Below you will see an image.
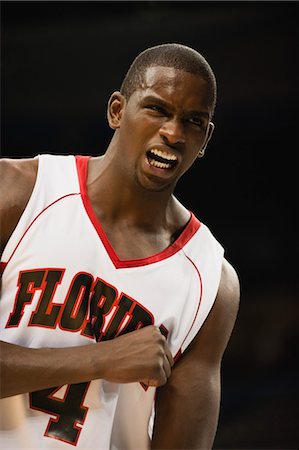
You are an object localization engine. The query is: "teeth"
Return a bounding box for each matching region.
[149,159,172,169]
[150,148,177,161]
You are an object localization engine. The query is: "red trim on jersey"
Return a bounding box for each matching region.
[179,254,203,350]
[1,193,79,275]
[0,261,7,275]
[174,348,182,363]
[75,155,201,269]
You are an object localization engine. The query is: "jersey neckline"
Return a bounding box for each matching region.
[75,155,201,269]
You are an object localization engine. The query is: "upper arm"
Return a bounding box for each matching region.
[194,257,240,365]
[0,158,38,255]
[152,258,240,449]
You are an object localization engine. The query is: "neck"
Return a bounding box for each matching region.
[87,152,177,230]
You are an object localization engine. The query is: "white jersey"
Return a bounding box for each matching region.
[0,154,224,450]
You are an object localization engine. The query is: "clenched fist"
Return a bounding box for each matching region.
[95,326,174,387]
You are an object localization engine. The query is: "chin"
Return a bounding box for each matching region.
[135,174,175,193]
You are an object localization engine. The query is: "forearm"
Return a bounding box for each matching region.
[0,340,100,398]
[0,326,172,398]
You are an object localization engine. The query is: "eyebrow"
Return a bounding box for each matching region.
[141,96,170,108]
[141,95,210,119]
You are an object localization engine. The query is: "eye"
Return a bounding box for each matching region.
[188,116,204,127]
[145,105,166,115]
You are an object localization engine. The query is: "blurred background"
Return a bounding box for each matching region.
[1,1,298,448]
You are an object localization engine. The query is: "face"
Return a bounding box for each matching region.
[108,66,214,192]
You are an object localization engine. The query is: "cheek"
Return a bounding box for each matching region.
[126,115,160,142]
[184,153,198,170]
[188,131,207,150]
[182,139,204,166]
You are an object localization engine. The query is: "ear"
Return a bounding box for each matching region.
[197,122,215,158]
[107,91,126,129]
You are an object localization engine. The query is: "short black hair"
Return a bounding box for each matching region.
[120,43,217,116]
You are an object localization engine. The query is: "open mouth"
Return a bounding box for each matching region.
[146,148,178,169]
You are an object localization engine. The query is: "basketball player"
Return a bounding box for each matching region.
[0,44,239,449]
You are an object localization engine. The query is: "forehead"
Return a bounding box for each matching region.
[136,66,211,112]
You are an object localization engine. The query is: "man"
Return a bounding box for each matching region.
[0,43,239,449]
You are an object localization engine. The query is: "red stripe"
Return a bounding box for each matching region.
[179,254,203,350]
[174,348,182,363]
[75,155,201,269]
[0,261,7,275]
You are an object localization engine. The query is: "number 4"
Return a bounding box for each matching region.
[30,382,90,446]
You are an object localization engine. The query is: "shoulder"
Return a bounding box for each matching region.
[0,157,38,253]
[0,157,38,179]
[217,258,240,311]
[204,258,240,353]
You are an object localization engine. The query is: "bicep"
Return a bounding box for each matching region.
[151,259,240,449]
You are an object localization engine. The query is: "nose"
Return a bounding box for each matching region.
[159,118,185,146]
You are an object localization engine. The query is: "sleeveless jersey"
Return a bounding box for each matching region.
[0,154,224,450]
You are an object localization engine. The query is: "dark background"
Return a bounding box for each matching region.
[1,1,298,448]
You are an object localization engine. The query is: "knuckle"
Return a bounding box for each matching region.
[155,335,166,349]
[155,349,165,361]
[152,359,164,376]
[158,373,167,386]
